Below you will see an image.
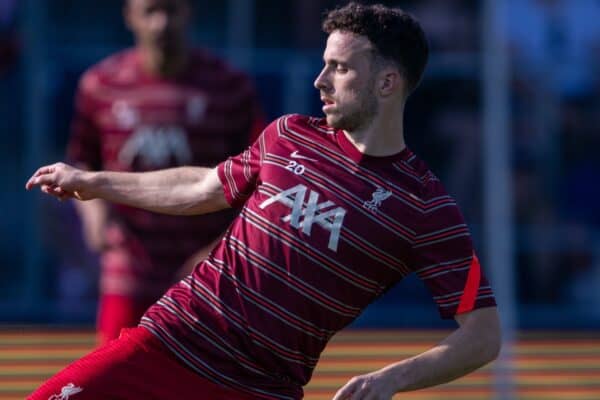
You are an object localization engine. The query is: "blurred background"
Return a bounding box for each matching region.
[1,0,599,399]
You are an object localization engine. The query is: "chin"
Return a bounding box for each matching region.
[328,116,357,131]
[324,114,342,129]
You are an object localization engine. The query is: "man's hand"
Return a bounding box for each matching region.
[25,162,92,201]
[332,369,396,400]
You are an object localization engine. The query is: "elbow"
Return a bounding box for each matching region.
[456,307,503,369]
[467,328,501,372]
[485,329,502,364]
[467,308,503,366]
[481,321,503,366]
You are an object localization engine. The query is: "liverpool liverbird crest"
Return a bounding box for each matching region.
[363,186,392,212]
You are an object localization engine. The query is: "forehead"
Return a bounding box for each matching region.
[323,30,374,61]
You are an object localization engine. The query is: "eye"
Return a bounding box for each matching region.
[144,5,158,15]
[336,65,348,73]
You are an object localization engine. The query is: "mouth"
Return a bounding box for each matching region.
[321,97,335,105]
[321,97,336,112]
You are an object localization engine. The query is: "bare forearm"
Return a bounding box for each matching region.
[85,167,225,215]
[385,323,500,392]
[27,163,227,215]
[332,307,501,399]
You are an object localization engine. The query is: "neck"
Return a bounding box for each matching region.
[138,45,188,77]
[343,102,406,157]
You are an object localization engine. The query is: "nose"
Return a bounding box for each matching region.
[150,11,169,32]
[314,68,331,92]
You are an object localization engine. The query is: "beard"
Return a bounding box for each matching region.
[326,87,378,132]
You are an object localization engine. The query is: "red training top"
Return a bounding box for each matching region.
[141,114,496,399]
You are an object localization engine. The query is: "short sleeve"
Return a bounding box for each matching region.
[411,183,496,319]
[66,72,102,170]
[217,117,280,208]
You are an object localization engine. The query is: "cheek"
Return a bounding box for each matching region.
[336,80,361,100]
[341,76,366,98]
[341,87,364,107]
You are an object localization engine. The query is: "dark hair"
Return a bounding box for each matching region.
[322,2,429,93]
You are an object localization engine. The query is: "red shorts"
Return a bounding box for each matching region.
[96,294,154,345]
[28,327,258,400]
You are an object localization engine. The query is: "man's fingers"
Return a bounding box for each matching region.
[54,186,76,200]
[34,179,80,201]
[39,184,62,200]
[25,163,65,189]
[33,165,54,177]
[26,166,55,189]
[332,381,357,400]
[25,175,36,190]
[32,165,57,180]
[31,173,58,189]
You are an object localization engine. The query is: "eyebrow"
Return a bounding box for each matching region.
[323,55,349,64]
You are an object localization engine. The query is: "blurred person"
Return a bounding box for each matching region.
[27,3,500,399]
[68,0,264,344]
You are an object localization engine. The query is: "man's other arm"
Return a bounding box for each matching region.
[333,306,501,399]
[26,162,229,216]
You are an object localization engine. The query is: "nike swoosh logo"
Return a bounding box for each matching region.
[290,151,318,162]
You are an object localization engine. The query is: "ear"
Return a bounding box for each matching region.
[378,68,404,97]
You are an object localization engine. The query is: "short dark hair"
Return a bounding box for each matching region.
[322,2,429,93]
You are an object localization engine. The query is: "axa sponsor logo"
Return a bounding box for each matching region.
[48,383,83,400]
[259,184,346,252]
[118,125,192,168]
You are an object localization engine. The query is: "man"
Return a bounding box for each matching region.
[27,3,500,399]
[68,0,264,344]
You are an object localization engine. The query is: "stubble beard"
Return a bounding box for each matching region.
[327,89,379,132]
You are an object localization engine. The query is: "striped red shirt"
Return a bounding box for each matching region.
[141,114,496,399]
[67,48,263,298]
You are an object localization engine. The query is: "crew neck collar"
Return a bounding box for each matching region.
[335,129,411,164]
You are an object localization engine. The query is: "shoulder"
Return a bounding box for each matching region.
[399,152,464,227]
[78,49,136,95]
[189,48,254,84]
[276,114,334,136]
[188,49,261,105]
[399,152,444,199]
[83,49,136,81]
[256,114,318,144]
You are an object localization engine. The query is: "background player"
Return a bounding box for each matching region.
[68,0,264,344]
[26,3,500,399]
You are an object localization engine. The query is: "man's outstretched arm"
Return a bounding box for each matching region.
[25,162,229,216]
[333,306,501,399]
